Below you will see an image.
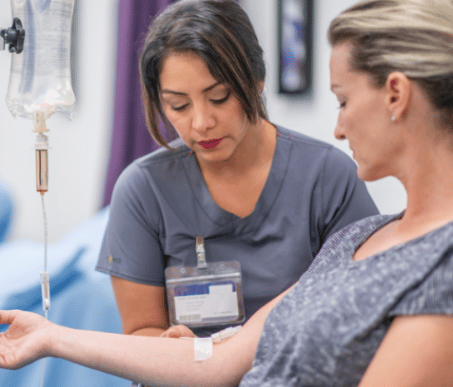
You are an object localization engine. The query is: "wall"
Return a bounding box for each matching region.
[0,0,117,243]
[0,0,406,244]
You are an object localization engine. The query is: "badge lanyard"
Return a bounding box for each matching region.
[165,236,246,328]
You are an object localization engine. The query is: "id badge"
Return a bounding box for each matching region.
[165,237,245,328]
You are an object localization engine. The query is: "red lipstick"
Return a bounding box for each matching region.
[199,138,222,149]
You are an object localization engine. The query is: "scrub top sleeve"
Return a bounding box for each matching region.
[389,251,453,317]
[96,163,165,286]
[319,147,379,243]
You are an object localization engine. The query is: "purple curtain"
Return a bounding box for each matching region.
[102,0,176,207]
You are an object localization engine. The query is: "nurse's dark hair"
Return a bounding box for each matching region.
[140,0,267,148]
[328,0,453,130]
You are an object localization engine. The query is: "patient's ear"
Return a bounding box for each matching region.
[385,72,411,122]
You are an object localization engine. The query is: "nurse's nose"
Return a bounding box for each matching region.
[191,102,215,133]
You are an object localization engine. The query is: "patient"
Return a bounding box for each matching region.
[1,0,453,385]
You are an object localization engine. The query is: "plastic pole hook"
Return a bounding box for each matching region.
[0,18,25,54]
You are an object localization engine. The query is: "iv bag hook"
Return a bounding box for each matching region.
[1,17,25,54]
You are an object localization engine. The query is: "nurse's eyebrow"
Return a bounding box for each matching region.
[161,81,222,95]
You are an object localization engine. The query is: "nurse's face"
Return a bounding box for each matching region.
[330,42,404,181]
[159,51,251,165]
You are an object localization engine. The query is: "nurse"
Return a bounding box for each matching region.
[95,0,377,351]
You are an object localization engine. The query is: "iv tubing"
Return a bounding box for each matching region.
[40,193,49,387]
[41,193,48,274]
[40,197,50,309]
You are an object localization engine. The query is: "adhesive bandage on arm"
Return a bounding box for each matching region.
[194,338,213,361]
[193,326,242,362]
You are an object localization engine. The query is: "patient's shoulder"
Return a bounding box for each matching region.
[390,247,453,317]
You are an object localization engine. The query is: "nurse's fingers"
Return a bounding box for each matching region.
[160,325,197,339]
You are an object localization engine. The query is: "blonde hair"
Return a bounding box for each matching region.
[328,0,453,128]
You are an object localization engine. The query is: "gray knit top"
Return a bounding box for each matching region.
[240,214,453,386]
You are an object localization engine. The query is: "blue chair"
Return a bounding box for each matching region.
[0,181,14,243]
[0,207,130,387]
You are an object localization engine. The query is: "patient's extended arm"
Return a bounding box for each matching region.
[0,286,293,387]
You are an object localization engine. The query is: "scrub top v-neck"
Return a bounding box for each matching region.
[96,126,379,335]
[182,128,291,237]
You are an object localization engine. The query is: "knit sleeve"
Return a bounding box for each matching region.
[389,248,453,316]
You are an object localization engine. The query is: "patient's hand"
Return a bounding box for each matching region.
[0,310,51,370]
[160,324,197,339]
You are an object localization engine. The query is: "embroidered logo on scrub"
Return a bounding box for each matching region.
[108,256,121,264]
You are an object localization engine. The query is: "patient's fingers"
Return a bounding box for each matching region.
[0,310,21,325]
[0,310,49,344]
[0,310,51,370]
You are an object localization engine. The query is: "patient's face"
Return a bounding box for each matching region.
[329,42,404,182]
[159,51,251,167]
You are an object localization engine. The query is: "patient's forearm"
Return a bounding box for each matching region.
[49,284,293,386]
[51,325,250,386]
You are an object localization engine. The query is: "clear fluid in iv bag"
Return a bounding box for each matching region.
[6,0,76,120]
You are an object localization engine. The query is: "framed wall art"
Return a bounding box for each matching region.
[278,0,313,95]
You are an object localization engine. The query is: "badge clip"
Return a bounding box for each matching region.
[196,236,207,269]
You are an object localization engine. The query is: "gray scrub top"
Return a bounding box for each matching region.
[96,126,379,335]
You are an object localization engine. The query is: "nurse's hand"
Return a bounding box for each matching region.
[159,324,197,339]
[0,310,51,370]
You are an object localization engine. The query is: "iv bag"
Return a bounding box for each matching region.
[5,0,76,120]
